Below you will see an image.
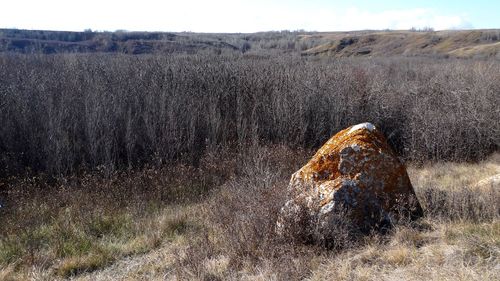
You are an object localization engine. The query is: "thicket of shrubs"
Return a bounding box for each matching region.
[0,53,498,176]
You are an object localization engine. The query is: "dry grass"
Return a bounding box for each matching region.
[0,204,193,280]
[408,153,500,190]
[449,42,500,59]
[301,29,500,58]
[307,219,499,281]
[0,148,499,280]
[0,158,233,280]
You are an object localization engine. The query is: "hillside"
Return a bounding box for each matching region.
[0,29,240,54]
[1,28,500,58]
[300,30,500,59]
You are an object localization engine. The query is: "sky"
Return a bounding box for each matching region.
[0,0,499,33]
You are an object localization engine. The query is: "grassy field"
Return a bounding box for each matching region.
[1,148,498,280]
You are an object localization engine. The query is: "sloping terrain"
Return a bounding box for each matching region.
[2,28,500,58]
[301,30,500,58]
[0,29,239,54]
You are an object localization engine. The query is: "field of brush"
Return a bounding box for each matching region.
[0,47,499,280]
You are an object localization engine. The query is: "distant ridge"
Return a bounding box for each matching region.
[300,30,500,59]
[0,29,239,55]
[1,28,499,58]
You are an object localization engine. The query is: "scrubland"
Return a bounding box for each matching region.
[0,147,498,280]
[1,54,498,176]
[0,52,499,280]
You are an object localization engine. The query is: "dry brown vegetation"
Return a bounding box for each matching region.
[301,30,500,59]
[0,147,498,280]
[1,54,498,177]
[0,42,499,280]
[2,29,500,59]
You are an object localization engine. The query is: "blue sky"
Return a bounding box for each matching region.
[0,0,499,32]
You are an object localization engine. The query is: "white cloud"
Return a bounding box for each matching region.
[0,1,473,32]
[343,7,472,30]
[295,7,472,31]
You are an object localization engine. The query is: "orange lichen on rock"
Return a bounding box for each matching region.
[277,122,423,240]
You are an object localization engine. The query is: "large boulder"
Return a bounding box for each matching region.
[277,123,423,242]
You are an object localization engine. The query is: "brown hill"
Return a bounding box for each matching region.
[0,29,240,54]
[301,30,500,59]
[1,28,500,58]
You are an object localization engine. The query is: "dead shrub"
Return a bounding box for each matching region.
[0,54,498,177]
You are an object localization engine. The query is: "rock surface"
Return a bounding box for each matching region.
[277,122,423,241]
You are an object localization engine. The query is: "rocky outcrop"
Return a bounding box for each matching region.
[277,123,423,242]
